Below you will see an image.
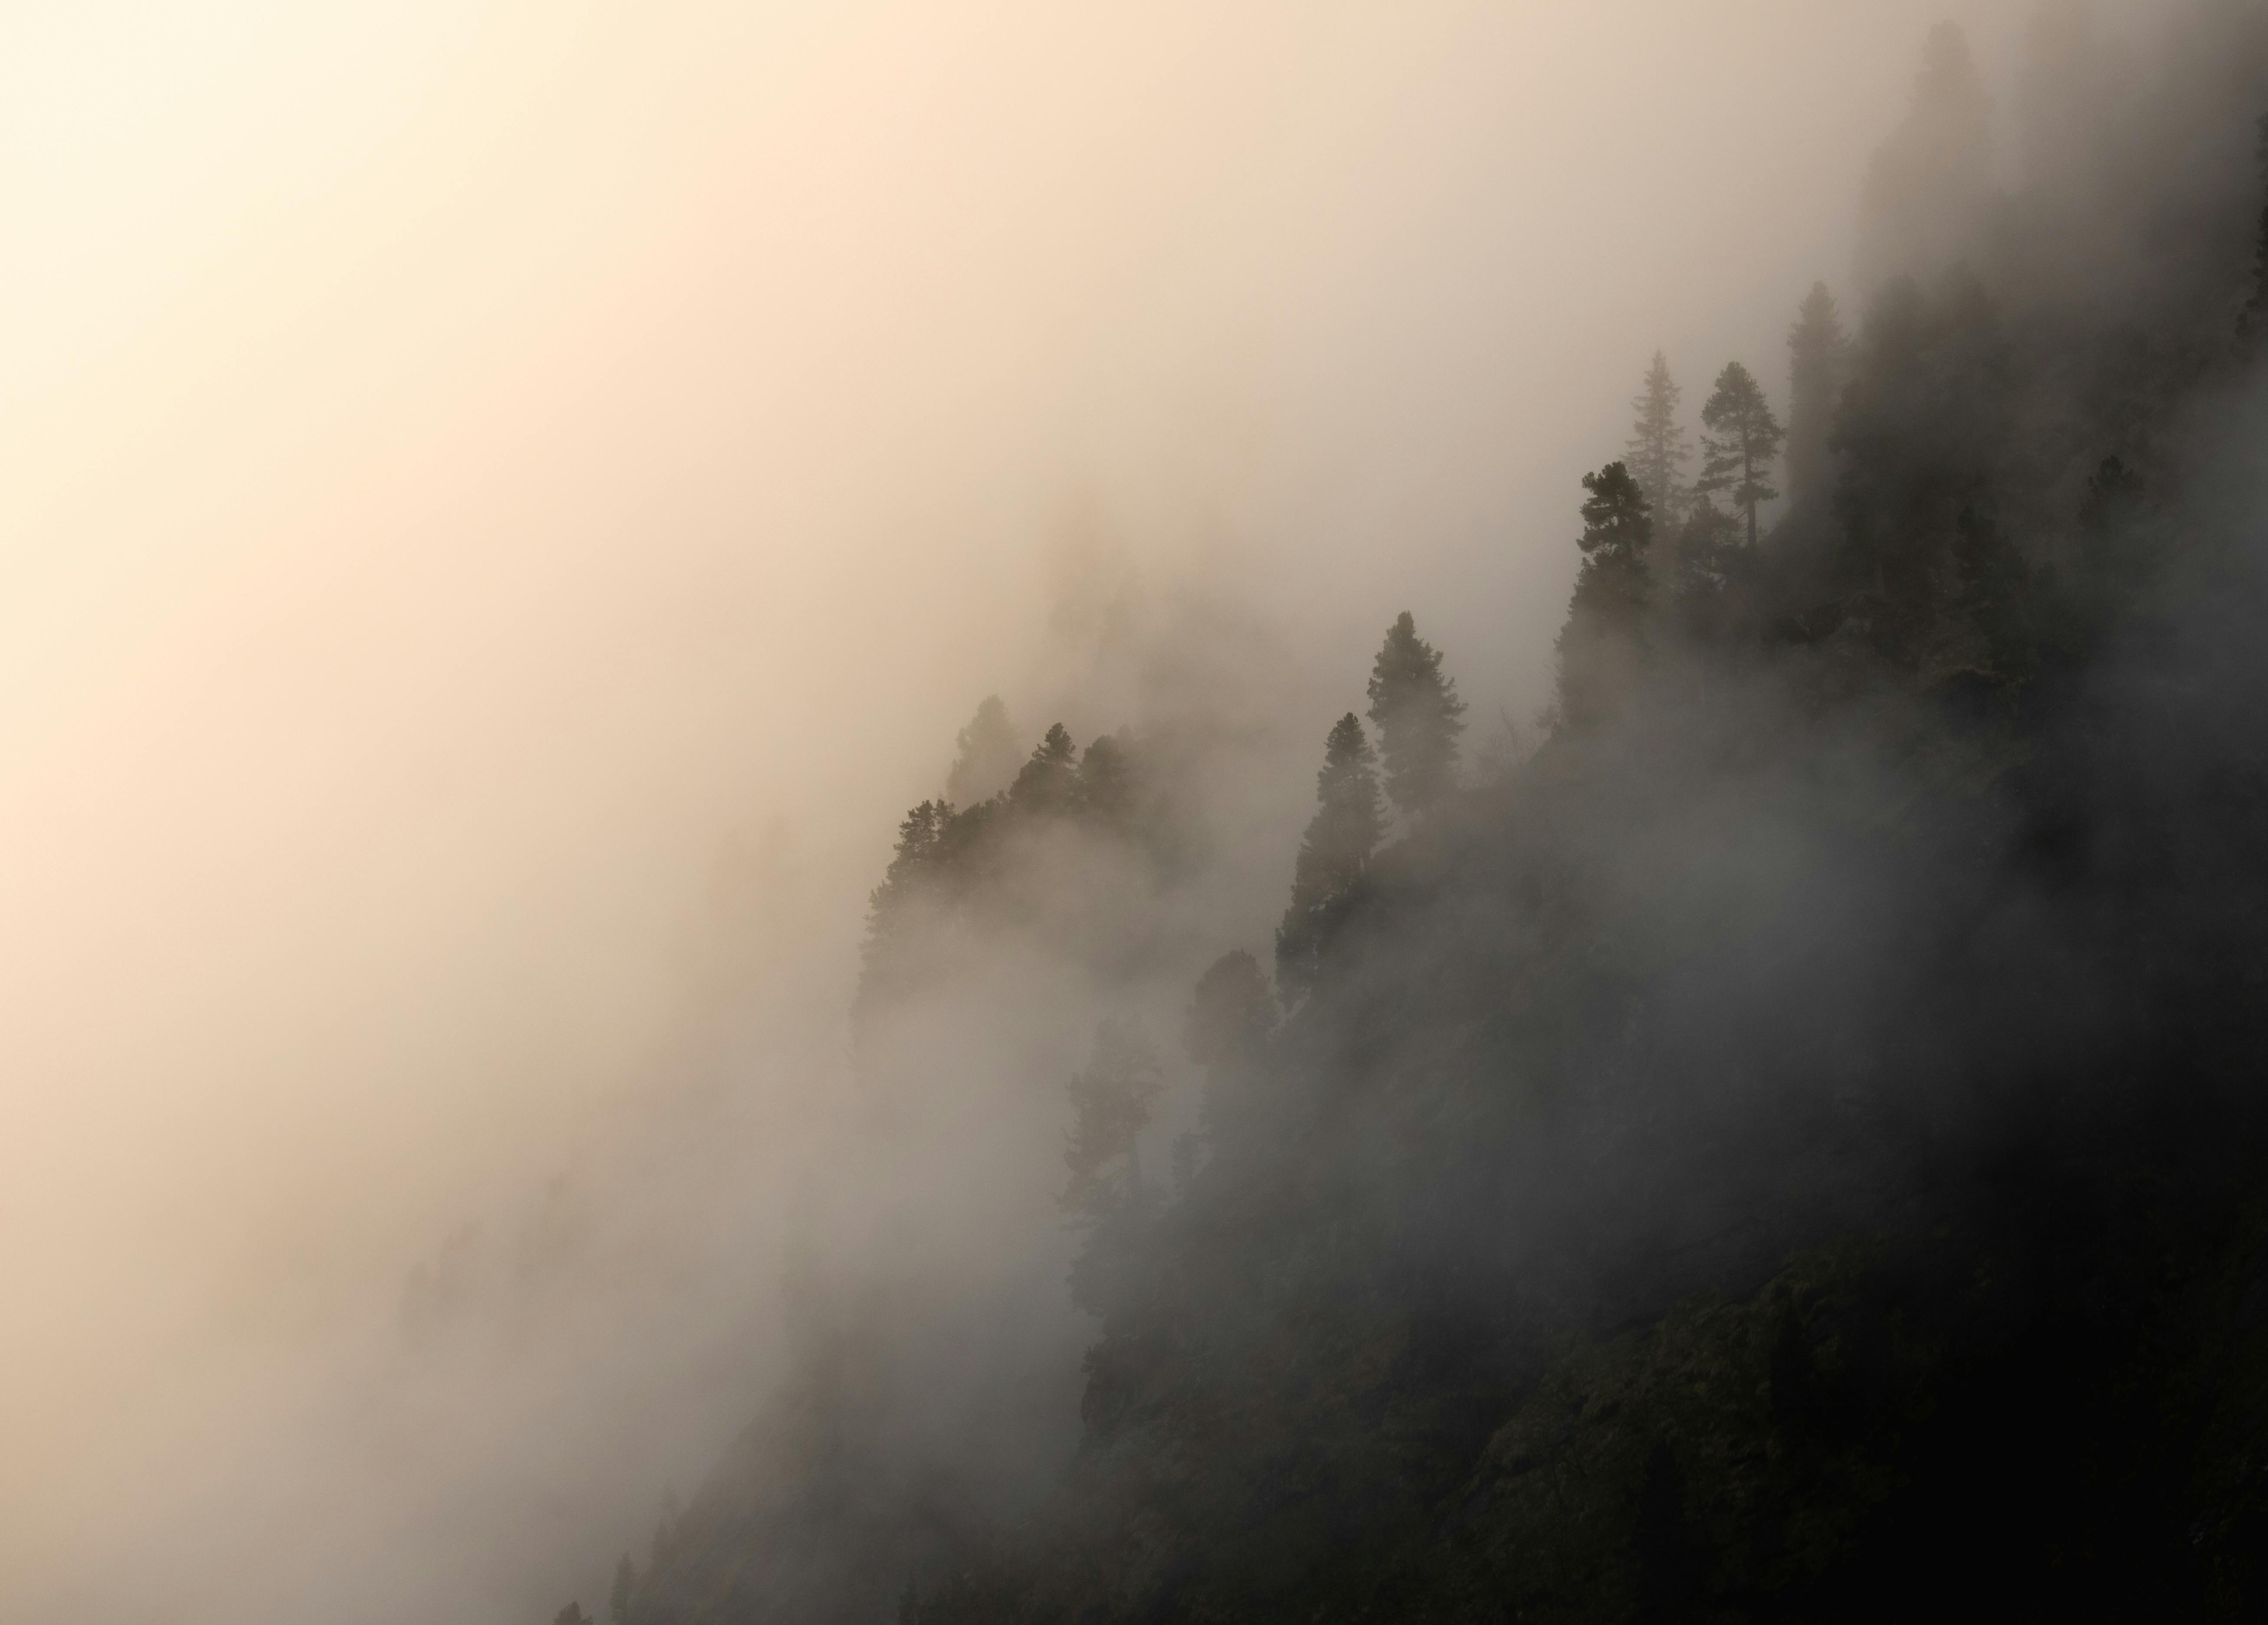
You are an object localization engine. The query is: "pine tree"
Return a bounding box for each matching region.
[1784,284,1847,506]
[1276,714,1384,994]
[1672,497,1741,613]
[1008,724,1078,815]
[1364,613,1466,817]
[1829,271,2006,666]
[1552,462,1654,731]
[857,799,956,999]
[945,695,1019,805]
[1625,351,1692,525]
[1697,361,1786,548]
[1074,733,1136,827]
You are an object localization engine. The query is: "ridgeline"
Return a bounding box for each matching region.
[568,16,2268,1624]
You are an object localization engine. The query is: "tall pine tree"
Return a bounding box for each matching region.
[1008,724,1079,815]
[1074,732,1136,827]
[1276,714,1384,996]
[1784,284,1847,507]
[1830,272,2007,666]
[1672,497,1742,629]
[1625,351,1692,525]
[1697,361,1786,548]
[1365,613,1466,817]
[945,695,1019,805]
[1553,462,1654,731]
[856,799,959,1018]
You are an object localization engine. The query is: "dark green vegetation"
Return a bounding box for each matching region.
[579,13,2268,1623]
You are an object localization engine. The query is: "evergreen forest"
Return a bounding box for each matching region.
[555,13,2268,1622]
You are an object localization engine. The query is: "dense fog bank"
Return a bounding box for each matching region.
[607,3,2268,1620]
[3,4,2253,1623]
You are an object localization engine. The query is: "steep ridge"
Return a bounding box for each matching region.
[580,12,2268,1623]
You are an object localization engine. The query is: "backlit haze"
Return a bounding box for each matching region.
[0,4,2089,1621]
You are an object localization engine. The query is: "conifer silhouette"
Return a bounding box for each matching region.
[1553,462,1654,730]
[1276,714,1384,993]
[1697,361,1786,547]
[1785,284,1847,506]
[1625,351,1692,525]
[946,695,1020,805]
[1008,724,1079,814]
[1365,613,1466,817]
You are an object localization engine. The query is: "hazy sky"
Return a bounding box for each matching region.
[0,4,2081,1620]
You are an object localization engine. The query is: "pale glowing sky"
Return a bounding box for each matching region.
[0,4,2055,1621]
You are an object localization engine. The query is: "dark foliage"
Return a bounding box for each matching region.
[1554,461,1654,730]
[1365,613,1467,818]
[1276,714,1384,996]
[1697,361,1785,549]
[600,18,2268,1625]
[1669,497,1743,642]
[1829,270,2010,668]
[1062,1019,1165,1319]
[853,721,1184,1039]
[1784,282,1847,510]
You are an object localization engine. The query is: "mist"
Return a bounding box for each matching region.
[0,3,2238,1622]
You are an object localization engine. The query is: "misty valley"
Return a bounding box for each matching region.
[14,7,2268,1625]
[535,15,2268,1624]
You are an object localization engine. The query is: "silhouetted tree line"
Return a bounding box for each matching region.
[571,13,2268,1625]
[854,711,1165,1032]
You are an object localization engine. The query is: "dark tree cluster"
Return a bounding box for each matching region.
[1273,712,1382,997]
[571,15,2268,1625]
[1554,461,1654,730]
[855,717,1161,1029]
[1273,611,1465,994]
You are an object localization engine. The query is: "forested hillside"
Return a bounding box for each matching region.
[564,12,2268,1622]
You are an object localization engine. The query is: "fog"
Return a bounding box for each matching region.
[0,4,2160,1622]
